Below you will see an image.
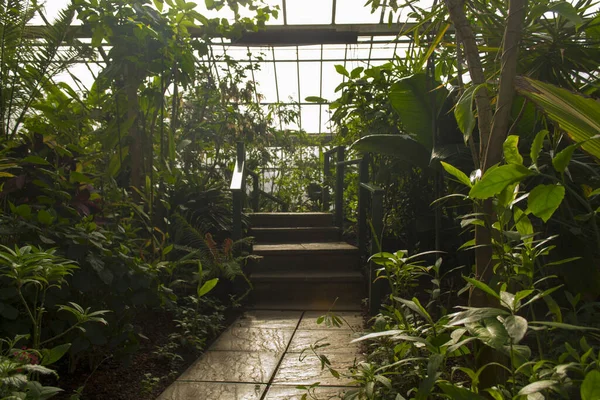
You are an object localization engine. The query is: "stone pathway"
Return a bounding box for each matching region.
[158,310,365,400]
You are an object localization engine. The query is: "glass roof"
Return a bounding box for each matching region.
[40,0,600,134]
[34,0,416,134]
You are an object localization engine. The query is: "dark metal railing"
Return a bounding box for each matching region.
[322,147,385,314]
[230,142,288,241]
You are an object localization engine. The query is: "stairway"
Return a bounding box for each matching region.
[248,212,365,310]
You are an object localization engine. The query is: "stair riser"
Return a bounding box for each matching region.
[251,281,365,308]
[249,254,359,272]
[251,229,340,243]
[250,214,334,228]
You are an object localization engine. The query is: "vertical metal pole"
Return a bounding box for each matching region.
[232,191,243,241]
[323,153,331,211]
[232,142,245,241]
[369,189,384,315]
[252,175,259,212]
[335,147,345,228]
[237,141,245,167]
[358,154,369,259]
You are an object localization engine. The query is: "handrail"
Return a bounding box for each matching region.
[259,190,289,211]
[337,158,362,167]
[360,182,384,193]
[322,147,385,314]
[230,142,289,240]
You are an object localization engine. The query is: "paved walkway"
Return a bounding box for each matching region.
[158,310,364,400]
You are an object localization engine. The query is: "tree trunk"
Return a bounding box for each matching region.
[126,63,143,196]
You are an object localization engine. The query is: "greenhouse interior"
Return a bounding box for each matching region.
[2,0,600,398]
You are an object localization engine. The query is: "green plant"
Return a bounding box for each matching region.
[140,372,162,395]
[0,335,63,400]
[0,245,109,351]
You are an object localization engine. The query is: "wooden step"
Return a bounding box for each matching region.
[250,242,359,272]
[250,270,365,310]
[249,212,334,228]
[250,227,341,243]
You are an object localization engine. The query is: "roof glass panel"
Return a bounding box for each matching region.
[335,0,381,24]
[287,0,333,24]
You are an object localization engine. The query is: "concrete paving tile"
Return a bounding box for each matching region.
[272,352,362,386]
[230,310,302,329]
[263,385,356,400]
[177,351,281,383]
[157,382,266,400]
[288,330,362,353]
[299,311,364,331]
[211,327,294,352]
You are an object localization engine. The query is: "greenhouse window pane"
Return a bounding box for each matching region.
[274,62,299,103]
[335,0,380,24]
[253,62,278,103]
[322,44,347,61]
[321,62,344,101]
[298,62,322,101]
[286,0,333,25]
[300,105,321,133]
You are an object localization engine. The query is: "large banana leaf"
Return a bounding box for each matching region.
[389,73,448,151]
[515,76,600,160]
[350,134,431,170]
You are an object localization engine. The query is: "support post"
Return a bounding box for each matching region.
[232,191,243,241]
[323,152,331,211]
[335,146,345,228]
[358,154,369,259]
[232,142,245,241]
[369,189,384,315]
[251,175,259,212]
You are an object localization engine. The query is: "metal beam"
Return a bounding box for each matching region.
[24,23,421,46]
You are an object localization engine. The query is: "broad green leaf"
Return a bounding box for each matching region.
[335,64,349,77]
[441,162,472,187]
[515,77,600,161]
[530,130,548,166]
[513,206,533,245]
[23,156,50,165]
[14,204,32,219]
[41,343,71,366]
[518,380,557,396]
[500,291,516,311]
[544,295,563,322]
[581,370,600,400]
[350,134,430,169]
[527,184,565,222]
[305,96,328,104]
[552,144,577,173]
[469,164,533,199]
[37,209,54,226]
[154,0,164,12]
[0,171,14,177]
[389,73,447,150]
[350,67,364,79]
[91,24,105,47]
[197,278,219,297]
[467,317,509,349]
[69,171,92,184]
[503,315,528,343]
[463,277,500,299]
[549,1,584,26]
[455,84,477,142]
[438,383,486,400]
[503,135,523,165]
